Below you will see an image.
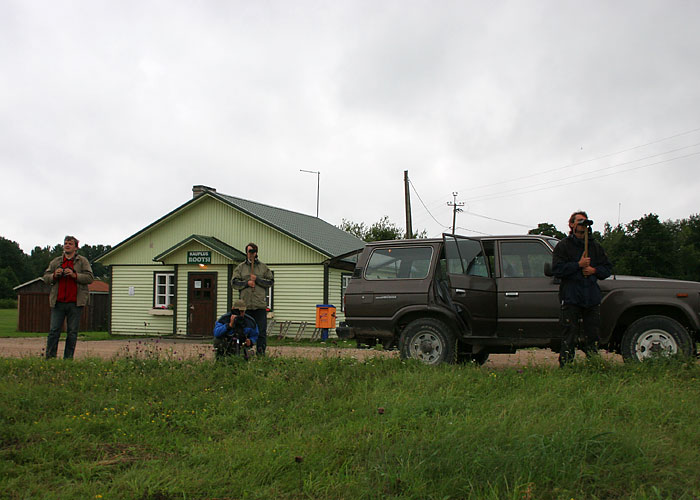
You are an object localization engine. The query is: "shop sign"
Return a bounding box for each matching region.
[188,251,211,264]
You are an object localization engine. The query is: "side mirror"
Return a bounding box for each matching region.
[543,262,553,277]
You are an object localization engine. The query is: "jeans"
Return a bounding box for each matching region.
[559,304,600,366]
[248,309,267,355]
[47,302,83,359]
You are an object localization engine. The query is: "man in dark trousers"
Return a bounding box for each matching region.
[231,242,273,355]
[42,235,94,359]
[552,211,612,366]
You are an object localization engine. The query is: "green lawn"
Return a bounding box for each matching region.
[0,309,16,336]
[0,308,116,340]
[1,355,699,499]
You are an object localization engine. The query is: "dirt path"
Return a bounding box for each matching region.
[0,336,623,367]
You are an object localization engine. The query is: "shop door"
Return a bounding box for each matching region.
[188,273,216,336]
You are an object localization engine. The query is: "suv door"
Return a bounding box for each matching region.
[353,244,436,320]
[442,235,497,336]
[495,239,560,338]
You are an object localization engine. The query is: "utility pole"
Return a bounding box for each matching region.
[299,169,320,217]
[447,192,464,234]
[404,170,413,239]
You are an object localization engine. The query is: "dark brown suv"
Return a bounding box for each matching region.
[337,234,700,365]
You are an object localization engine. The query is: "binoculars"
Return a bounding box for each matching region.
[577,219,594,227]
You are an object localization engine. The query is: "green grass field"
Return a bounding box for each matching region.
[2,354,699,499]
[0,308,118,340]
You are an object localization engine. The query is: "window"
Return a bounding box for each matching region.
[444,237,492,277]
[499,241,552,278]
[341,273,352,311]
[266,271,274,311]
[154,273,175,307]
[365,247,433,280]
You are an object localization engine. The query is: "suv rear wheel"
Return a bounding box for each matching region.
[621,315,693,361]
[399,318,455,365]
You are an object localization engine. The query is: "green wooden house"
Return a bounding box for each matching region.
[97,186,364,336]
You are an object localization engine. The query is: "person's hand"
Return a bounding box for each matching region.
[247,276,256,288]
[229,315,236,328]
[583,266,596,276]
[578,256,591,268]
[54,268,64,279]
[63,268,74,278]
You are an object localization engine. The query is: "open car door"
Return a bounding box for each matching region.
[442,234,497,336]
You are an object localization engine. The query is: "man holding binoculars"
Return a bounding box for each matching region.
[42,235,94,359]
[552,211,613,366]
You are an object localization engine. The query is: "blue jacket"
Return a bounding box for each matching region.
[213,312,259,344]
[552,234,612,308]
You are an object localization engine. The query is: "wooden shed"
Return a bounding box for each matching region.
[14,278,110,332]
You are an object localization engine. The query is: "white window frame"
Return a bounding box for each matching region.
[154,272,175,308]
[265,271,274,310]
[341,273,352,311]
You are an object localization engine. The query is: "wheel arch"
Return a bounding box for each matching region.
[605,303,698,351]
[393,306,464,338]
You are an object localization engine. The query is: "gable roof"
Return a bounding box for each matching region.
[153,235,247,262]
[213,192,364,258]
[97,187,365,262]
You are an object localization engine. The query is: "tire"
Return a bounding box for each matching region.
[621,315,693,362]
[399,318,455,365]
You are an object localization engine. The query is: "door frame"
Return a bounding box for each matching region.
[186,272,217,336]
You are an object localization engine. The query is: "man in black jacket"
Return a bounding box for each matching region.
[552,211,613,366]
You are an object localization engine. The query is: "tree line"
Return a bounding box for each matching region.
[530,213,700,281]
[0,237,111,300]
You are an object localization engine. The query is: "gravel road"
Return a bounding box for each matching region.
[0,336,623,367]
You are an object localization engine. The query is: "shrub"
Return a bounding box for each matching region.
[0,298,17,309]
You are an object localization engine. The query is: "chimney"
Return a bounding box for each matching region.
[192,185,216,198]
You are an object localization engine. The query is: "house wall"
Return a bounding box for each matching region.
[111,266,175,335]
[110,263,352,336]
[263,265,323,323]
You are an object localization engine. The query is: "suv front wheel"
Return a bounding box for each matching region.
[399,318,455,365]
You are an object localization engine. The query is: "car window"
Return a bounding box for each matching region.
[365,246,433,280]
[444,237,491,277]
[499,241,552,278]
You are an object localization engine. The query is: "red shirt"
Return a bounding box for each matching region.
[56,256,78,303]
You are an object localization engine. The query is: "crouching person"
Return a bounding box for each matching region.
[213,299,259,360]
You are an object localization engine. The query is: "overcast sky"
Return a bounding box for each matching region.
[2,0,699,254]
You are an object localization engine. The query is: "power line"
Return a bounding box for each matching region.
[409,179,516,236]
[421,126,700,212]
[456,226,492,236]
[461,126,700,194]
[467,146,700,203]
[408,179,448,228]
[467,150,700,203]
[463,210,532,228]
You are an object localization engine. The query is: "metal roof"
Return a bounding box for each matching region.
[97,188,366,263]
[213,192,365,258]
